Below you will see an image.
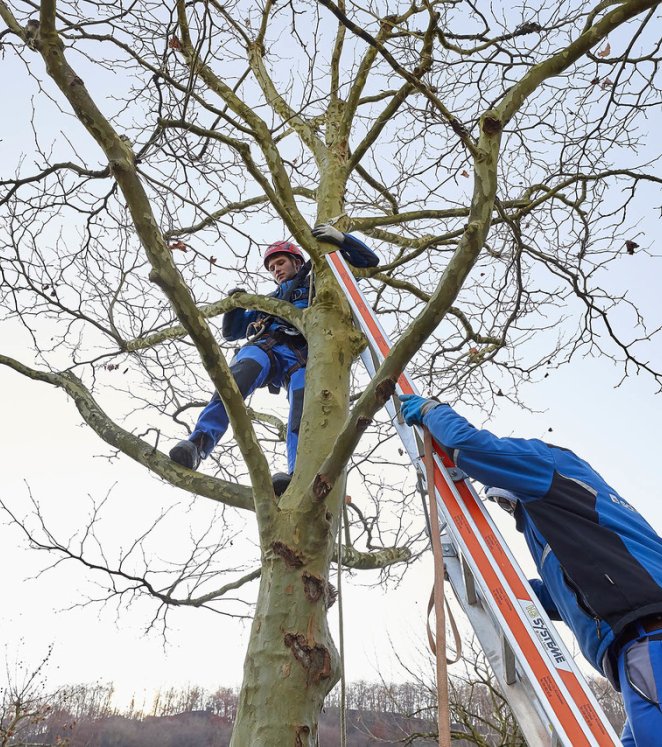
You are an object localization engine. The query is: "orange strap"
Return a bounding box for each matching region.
[426,590,462,665]
[424,428,459,747]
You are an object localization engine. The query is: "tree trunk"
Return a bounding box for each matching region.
[231,526,340,746]
[231,292,354,745]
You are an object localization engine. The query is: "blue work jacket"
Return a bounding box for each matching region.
[422,403,662,677]
[222,233,378,342]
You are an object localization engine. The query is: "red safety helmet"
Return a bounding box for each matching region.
[263,241,305,270]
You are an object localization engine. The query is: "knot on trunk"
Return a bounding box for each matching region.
[283,633,332,685]
[451,119,470,138]
[482,115,502,135]
[295,724,311,747]
[356,416,372,433]
[325,582,338,609]
[271,541,304,568]
[375,377,396,405]
[303,572,324,603]
[303,573,338,609]
[313,473,332,500]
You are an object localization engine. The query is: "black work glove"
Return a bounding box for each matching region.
[227,287,246,296]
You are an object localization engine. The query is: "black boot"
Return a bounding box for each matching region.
[169,439,201,470]
[272,472,291,497]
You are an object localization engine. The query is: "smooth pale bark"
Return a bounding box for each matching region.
[231,514,340,746]
[233,561,336,746]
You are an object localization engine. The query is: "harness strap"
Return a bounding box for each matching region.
[283,345,307,383]
[249,260,312,341]
[249,333,308,394]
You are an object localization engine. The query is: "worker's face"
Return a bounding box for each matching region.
[267,254,299,284]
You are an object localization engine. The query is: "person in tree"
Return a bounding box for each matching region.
[170,224,378,494]
[398,393,662,746]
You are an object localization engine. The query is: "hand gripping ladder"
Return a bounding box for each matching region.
[326,251,620,747]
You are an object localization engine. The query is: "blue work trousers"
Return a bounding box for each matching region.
[617,626,662,746]
[190,341,305,474]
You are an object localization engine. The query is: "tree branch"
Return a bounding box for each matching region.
[33,0,276,519]
[498,0,662,125]
[0,354,254,510]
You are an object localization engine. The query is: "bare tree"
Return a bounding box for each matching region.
[0,645,69,747]
[1,0,661,742]
[446,639,525,747]
[587,675,626,736]
[375,635,524,746]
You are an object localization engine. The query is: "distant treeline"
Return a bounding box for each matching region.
[4,675,624,746]
[23,708,436,747]
[6,680,439,746]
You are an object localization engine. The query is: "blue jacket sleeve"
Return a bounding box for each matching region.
[529,578,562,621]
[221,308,259,341]
[422,404,554,499]
[339,233,379,268]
